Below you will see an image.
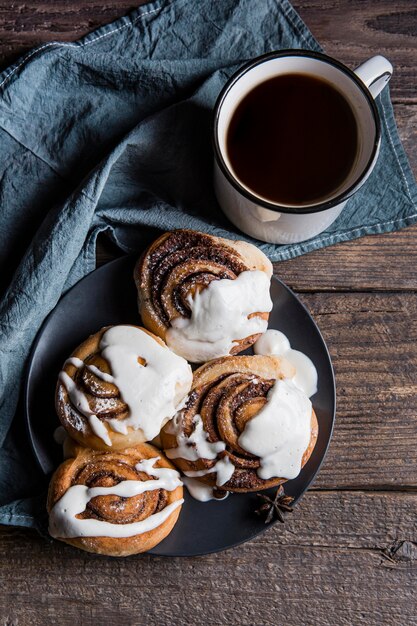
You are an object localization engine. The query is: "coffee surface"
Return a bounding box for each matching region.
[226,73,358,206]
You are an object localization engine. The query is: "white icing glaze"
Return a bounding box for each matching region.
[285,350,318,399]
[165,414,225,461]
[59,371,102,442]
[214,456,235,486]
[175,394,190,412]
[59,326,192,445]
[65,357,84,368]
[238,379,312,480]
[86,364,115,383]
[66,357,115,383]
[88,415,112,446]
[99,326,192,440]
[166,270,273,362]
[182,477,229,502]
[59,371,92,417]
[254,329,318,398]
[254,330,290,356]
[53,426,74,459]
[184,456,235,486]
[164,411,235,493]
[49,457,183,539]
[107,418,128,435]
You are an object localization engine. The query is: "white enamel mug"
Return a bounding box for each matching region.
[213,50,393,244]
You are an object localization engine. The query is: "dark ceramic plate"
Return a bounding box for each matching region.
[24,255,335,556]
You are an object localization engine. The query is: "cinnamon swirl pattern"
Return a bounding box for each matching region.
[48,443,183,556]
[135,230,273,362]
[160,355,319,493]
[56,325,192,450]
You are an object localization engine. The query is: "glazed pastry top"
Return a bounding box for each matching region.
[57,325,192,446]
[161,355,318,493]
[136,230,273,362]
[49,456,183,539]
[166,270,273,362]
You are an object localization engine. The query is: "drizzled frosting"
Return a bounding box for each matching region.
[254,329,318,398]
[59,326,192,445]
[183,456,235,486]
[239,379,312,480]
[53,426,75,460]
[166,270,273,362]
[182,477,230,502]
[164,355,314,491]
[49,457,183,538]
[164,411,235,494]
[165,412,234,491]
[165,414,226,461]
[58,371,113,445]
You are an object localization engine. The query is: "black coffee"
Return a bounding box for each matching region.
[226,73,358,206]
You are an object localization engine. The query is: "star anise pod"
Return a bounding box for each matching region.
[255,486,294,524]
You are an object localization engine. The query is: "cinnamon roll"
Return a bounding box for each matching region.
[56,325,192,450]
[160,355,318,493]
[134,230,273,362]
[47,443,183,556]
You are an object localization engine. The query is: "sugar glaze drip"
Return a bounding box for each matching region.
[165,414,226,461]
[166,270,273,362]
[58,371,112,446]
[183,456,235,486]
[239,379,312,480]
[182,477,229,502]
[164,413,234,498]
[59,326,192,445]
[49,457,183,539]
[254,329,318,398]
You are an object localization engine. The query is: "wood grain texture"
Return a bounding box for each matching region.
[0,0,415,103]
[0,1,140,68]
[274,224,417,293]
[0,491,415,626]
[0,1,416,625]
[294,0,417,103]
[302,292,417,488]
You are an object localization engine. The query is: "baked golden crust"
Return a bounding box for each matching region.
[47,443,183,556]
[134,229,272,360]
[55,324,190,450]
[160,355,318,493]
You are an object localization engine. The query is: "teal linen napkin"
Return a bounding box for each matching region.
[0,0,416,530]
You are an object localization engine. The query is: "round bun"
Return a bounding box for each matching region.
[134,229,273,362]
[56,324,192,450]
[47,443,183,556]
[160,355,318,493]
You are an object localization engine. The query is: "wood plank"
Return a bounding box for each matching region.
[302,292,417,489]
[0,1,147,69]
[0,1,415,103]
[274,224,417,293]
[294,0,417,103]
[395,104,417,173]
[0,491,415,625]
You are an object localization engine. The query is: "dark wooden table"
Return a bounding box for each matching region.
[0,2,416,625]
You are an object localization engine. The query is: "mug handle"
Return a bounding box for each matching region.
[354,55,393,99]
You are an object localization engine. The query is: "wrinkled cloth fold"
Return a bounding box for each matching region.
[0,0,416,529]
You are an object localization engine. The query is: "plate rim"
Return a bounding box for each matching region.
[23,254,336,557]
